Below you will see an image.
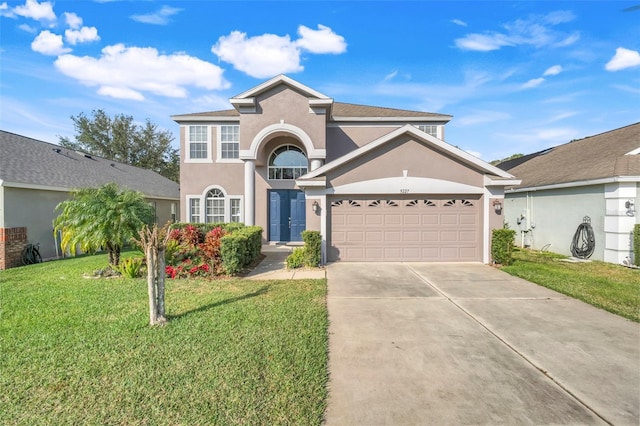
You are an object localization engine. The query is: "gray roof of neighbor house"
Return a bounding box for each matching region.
[0,130,179,199]
[172,102,451,121]
[499,122,640,189]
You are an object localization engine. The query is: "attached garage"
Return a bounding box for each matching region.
[296,125,520,264]
[329,195,481,261]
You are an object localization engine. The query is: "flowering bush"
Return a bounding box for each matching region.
[164,226,226,278]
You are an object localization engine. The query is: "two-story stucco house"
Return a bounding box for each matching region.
[172,75,519,263]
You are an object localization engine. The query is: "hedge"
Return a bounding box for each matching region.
[634,224,640,267]
[301,230,322,267]
[491,228,516,265]
[220,226,263,275]
[170,222,246,235]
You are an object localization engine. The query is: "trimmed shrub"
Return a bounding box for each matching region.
[491,228,516,265]
[301,230,322,267]
[220,226,263,275]
[286,247,306,269]
[634,224,640,266]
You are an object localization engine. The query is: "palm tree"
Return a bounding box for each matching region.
[53,183,154,266]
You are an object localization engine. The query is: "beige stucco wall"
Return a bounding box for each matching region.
[239,85,327,153]
[327,136,484,189]
[326,125,400,162]
[3,187,177,261]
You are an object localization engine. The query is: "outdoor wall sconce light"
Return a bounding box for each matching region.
[312,200,320,214]
[493,199,503,214]
[625,200,635,216]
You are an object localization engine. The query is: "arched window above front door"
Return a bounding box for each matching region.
[268,145,308,180]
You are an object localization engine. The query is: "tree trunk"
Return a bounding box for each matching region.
[135,223,171,327]
[147,244,158,325]
[157,247,166,321]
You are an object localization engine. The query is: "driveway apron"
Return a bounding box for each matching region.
[324,262,639,426]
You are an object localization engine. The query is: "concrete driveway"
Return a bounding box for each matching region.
[323,263,639,426]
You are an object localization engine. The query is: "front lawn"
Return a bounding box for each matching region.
[501,249,640,322]
[0,253,328,425]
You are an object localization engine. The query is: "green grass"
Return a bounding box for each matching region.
[0,253,328,425]
[501,249,640,322]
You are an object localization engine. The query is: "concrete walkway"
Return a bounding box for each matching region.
[324,262,639,426]
[244,244,325,280]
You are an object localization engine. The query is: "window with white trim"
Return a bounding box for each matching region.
[188,125,210,161]
[205,189,225,223]
[189,198,201,222]
[230,198,242,222]
[416,124,438,138]
[219,125,240,160]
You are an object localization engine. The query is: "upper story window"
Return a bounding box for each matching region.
[416,124,438,138]
[188,125,210,161]
[219,125,239,160]
[268,145,308,180]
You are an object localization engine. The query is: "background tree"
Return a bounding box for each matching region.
[53,183,154,266]
[59,109,179,182]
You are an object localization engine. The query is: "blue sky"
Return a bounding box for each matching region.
[1,0,639,161]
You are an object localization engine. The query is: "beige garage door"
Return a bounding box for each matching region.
[329,196,481,262]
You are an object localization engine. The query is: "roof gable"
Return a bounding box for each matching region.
[503,122,640,189]
[0,130,179,199]
[300,125,514,180]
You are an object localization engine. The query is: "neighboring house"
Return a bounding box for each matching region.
[173,75,518,264]
[0,130,180,269]
[498,122,640,264]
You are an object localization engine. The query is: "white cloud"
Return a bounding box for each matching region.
[18,23,36,33]
[64,12,82,29]
[522,77,545,89]
[0,2,13,18]
[455,11,579,52]
[295,24,347,54]
[451,19,467,27]
[65,26,100,44]
[464,149,482,158]
[605,47,640,71]
[31,30,71,55]
[54,44,229,100]
[130,6,182,25]
[543,65,563,76]
[13,0,55,21]
[455,33,513,51]
[212,25,347,78]
[212,31,301,78]
[383,70,398,82]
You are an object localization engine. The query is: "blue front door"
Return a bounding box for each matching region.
[269,190,305,242]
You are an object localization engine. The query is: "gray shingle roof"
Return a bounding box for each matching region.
[501,123,640,188]
[173,102,450,121]
[332,102,451,119]
[0,130,179,199]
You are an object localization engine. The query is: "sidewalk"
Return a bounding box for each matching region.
[244,244,326,280]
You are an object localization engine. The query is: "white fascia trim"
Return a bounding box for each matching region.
[295,179,326,188]
[0,180,179,200]
[1,180,71,192]
[171,115,239,123]
[625,147,640,155]
[505,176,640,193]
[484,177,522,187]
[331,116,452,123]
[326,177,484,195]
[231,74,331,101]
[309,98,333,107]
[241,122,326,160]
[302,124,514,179]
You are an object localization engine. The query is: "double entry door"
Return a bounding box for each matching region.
[269,189,305,242]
